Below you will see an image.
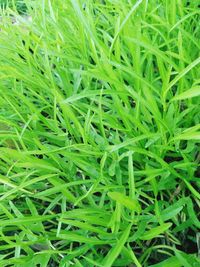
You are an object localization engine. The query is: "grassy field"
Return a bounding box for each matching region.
[0,0,200,266]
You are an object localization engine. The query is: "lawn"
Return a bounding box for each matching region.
[0,0,200,266]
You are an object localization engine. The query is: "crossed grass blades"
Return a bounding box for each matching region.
[0,0,200,266]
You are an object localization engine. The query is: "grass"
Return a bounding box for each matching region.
[0,0,200,266]
[0,0,26,13]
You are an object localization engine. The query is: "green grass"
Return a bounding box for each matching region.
[0,0,26,13]
[0,0,200,266]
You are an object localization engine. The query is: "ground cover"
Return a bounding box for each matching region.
[0,0,199,266]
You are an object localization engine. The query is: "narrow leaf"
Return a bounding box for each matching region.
[108,192,141,213]
[140,223,172,240]
[172,86,200,101]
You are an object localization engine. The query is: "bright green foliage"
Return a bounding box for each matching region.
[0,0,27,13]
[0,0,200,266]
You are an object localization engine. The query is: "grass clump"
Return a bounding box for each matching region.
[0,0,27,13]
[0,0,200,266]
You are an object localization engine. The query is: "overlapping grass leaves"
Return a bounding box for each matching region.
[0,0,199,266]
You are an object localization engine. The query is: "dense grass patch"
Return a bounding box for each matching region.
[0,0,27,13]
[0,0,200,266]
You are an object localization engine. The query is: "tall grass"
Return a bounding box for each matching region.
[0,0,200,266]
